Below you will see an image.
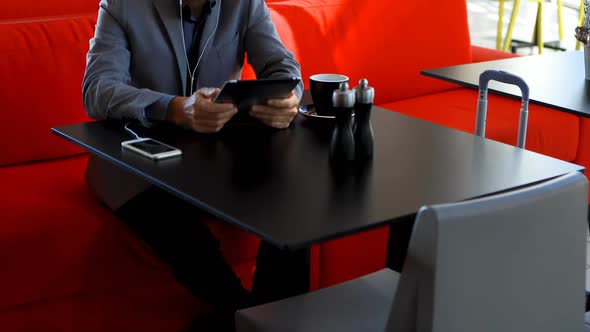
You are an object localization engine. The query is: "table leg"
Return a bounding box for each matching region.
[386,213,417,272]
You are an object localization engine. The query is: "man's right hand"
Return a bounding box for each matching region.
[166,87,238,133]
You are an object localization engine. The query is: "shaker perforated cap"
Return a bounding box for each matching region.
[332,82,355,108]
[354,78,375,104]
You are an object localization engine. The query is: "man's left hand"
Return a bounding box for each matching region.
[249,92,300,129]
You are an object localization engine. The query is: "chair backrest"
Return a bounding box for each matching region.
[387,172,588,332]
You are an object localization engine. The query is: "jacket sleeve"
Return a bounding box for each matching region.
[82,0,172,126]
[243,0,303,101]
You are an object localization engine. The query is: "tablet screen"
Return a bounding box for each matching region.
[213,77,301,108]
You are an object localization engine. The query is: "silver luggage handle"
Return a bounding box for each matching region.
[475,70,530,149]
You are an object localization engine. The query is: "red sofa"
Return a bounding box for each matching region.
[1,0,585,330]
[0,1,260,331]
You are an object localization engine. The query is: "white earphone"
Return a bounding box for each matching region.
[179,0,221,96]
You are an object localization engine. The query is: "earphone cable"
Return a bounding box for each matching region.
[179,0,221,96]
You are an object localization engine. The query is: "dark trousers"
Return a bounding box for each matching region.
[116,186,309,330]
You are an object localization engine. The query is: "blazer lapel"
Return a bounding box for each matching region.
[153,0,187,94]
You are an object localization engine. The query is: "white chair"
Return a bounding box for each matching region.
[236,172,588,332]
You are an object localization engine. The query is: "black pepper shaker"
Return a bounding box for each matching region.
[330,82,356,162]
[353,78,375,159]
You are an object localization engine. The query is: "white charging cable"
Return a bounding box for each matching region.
[124,122,144,140]
[179,0,221,96]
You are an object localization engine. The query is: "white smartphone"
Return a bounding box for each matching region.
[121,138,182,160]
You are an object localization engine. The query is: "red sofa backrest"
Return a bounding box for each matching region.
[0,15,96,166]
[0,0,99,20]
[267,0,472,105]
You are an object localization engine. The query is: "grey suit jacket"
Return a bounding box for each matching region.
[83,0,302,210]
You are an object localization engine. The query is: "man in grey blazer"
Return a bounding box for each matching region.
[82,0,306,330]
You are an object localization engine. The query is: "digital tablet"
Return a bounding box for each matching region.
[213,77,301,109]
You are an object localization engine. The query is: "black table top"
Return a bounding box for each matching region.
[421,51,590,118]
[52,109,583,249]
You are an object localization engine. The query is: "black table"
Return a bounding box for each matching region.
[421,51,590,118]
[52,108,583,250]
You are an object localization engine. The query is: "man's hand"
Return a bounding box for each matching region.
[166,87,238,133]
[249,91,300,129]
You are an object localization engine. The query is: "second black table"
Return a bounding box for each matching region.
[421,51,590,118]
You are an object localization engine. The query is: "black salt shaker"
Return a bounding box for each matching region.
[330,82,356,162]
[353,78,375,159]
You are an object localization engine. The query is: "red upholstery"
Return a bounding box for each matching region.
[3,1,587,329]
[0,289,200,332]
[382,89,580,162]
[470,45,520,63]
[268,0,472,104]
[310,228,389,289]
[0,0,98,20]
[0,155,206,330]
[0,15,96,166]
[0,10,258,330]
[207,222,260,290]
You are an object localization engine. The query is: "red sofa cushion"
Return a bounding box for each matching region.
[382,88,579,162]
[1,153,260,300]
[0,15,96,166]
[268,0,472,104]
[309,227,389,289]
[470,45,520,63]
[0,0,98,20]
[0,285,202,332]
[207,221,260,290]
[0,155,208,329]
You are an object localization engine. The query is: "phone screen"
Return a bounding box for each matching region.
[127,139,177,155]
